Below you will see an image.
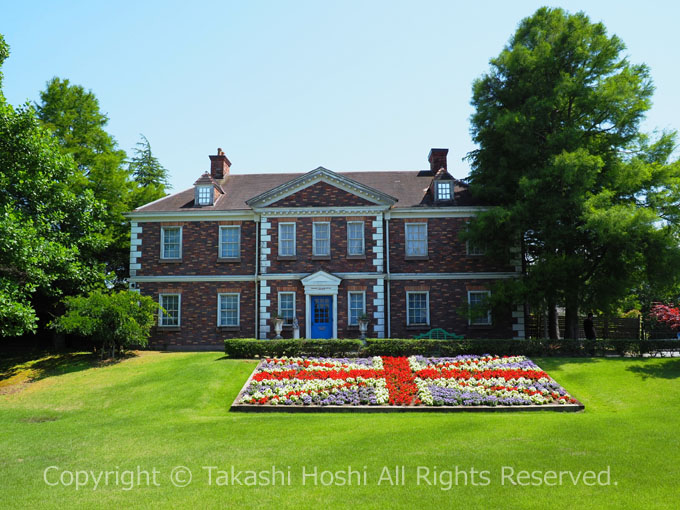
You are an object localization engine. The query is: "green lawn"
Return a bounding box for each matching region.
[0,352,678,509]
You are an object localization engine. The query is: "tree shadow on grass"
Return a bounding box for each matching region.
[626,358,680,380]
[0,351,138,390]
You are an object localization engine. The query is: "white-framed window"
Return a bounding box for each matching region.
[406,291,429,326]
[278,292,295,324]
[159,294,181,327]
[218,293,240,327]
[347,221,365,256]
[466,240,485,256]
[160,226,182,259]
[197,185,213,206]
[279,222,296,257]
[468,290,492,325]
[436,181,452,201]
[219,225,241,259]
[405,223,427,257]
[313,222,330,256]
[348,291,366,326]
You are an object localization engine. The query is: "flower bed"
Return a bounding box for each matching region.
[232,355,582,411]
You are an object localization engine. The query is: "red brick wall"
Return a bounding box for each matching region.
[270,181,374,207]
[266,217,379,274]
[137,221,256,276]
[388,279,513,339]
[388,218,512,273]
[141,281,256,348]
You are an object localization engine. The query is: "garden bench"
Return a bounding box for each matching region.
[412,328,464,340]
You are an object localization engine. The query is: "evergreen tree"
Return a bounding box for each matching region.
[466,7,680,338]
[128,134,171,209]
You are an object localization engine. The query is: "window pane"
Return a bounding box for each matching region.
[220,227,240,258]
[347,222,364,255]
[349,292,365,325]
[407,293,428,325]
[405,224,427,257]
[469,292,491,325]
[437,181,452,200]
[160,295,180,326]
[219,294,239,326]
[162,227,181,259]
[313,223,330,256]
[198,186,212,205]
[279,224,295,256]
[279,293,295,322]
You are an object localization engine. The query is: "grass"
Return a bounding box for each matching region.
[0,352,678,509]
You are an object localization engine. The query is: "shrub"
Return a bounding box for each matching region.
[51,290,158,358]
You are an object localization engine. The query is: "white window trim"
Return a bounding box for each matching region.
[405,223,428,257]
[278,222,296,257]
[312,221,331,257]
[217,292,240,327]
[346,221,365,256]
[347,290,366,326]
[278,291,296,324]
[160,226,183,260]
[468,290,492,325]
[219,225,241,259]
[436,181,452,201]
[406,291,430,326]
[197,185,213,206]
[158,293,181,327]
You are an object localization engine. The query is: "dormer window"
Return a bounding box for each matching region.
[436,181,452,201]
[197,186,213,206]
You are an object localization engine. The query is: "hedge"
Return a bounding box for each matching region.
[224,337,680,358]
[224,338,363,358]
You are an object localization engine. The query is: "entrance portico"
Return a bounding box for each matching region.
[301,271,342,339]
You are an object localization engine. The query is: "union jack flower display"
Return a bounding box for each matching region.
[235,355,582,409]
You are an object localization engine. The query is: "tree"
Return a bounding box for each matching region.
[36,78,132,284]
[128,133,171,209]
[51,290,158,358]
[465,7,680,338]
[0,34,108,338]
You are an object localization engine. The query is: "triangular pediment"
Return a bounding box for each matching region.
[301,270,342,287]
[246,167,397,208]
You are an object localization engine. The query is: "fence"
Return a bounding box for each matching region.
[526,315,643,339]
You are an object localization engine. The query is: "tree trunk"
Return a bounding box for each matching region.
[548,301,560,340]
[564,294,580,339]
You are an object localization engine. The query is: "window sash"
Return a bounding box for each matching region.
[406,292,429,325]
[159,294,180,326]
[348,291,366,325]
[313,222,330,256]
[437,181,452,200]
[466,241,485,256]
[279,223,296,256]
[347,222,364,256]
[218,293,240,327]
[405,223,427,257]
[278,292,295,323]
[219,226,241,258]
[468,291,491,325]
[197,186,212,205]
[161,227,181,259]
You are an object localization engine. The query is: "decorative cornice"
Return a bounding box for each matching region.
[254,206,387,217]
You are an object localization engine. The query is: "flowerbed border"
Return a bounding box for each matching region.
[229,359,585,413]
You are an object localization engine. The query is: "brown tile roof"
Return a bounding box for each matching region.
[133,170,478,213]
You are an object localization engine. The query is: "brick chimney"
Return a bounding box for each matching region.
[209,148,231,179]
[428,148,448,173]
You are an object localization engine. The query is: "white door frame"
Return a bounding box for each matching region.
[301,271,341,339]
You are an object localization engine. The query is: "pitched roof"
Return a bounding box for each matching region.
[132,169,478,213]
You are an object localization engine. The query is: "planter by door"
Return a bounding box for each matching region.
[311,296,332,339]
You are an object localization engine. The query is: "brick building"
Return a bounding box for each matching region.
[127,148,525,349]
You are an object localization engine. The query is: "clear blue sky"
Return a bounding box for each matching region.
[3,1,679,192]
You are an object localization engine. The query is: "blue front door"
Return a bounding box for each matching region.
[311,296,332,339]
